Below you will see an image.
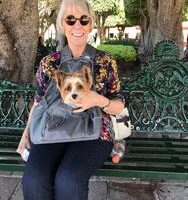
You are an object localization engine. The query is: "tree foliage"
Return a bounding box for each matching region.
[89,0,118,13]
[105,0,126,27]
[182,0,188,20]
[124,0,147,26]
[38,0,59,37]
[88,0,120,44]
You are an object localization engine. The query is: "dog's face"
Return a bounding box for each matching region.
[53,65,93,106]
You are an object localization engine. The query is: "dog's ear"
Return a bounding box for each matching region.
[52,70,65,89]
[80,65,93,88]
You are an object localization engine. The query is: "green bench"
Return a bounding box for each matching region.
[0,40,188,180]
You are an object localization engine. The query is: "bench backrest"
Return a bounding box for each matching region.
[0,81,35,130]
[124,40,188,135]
[0,40,187,136]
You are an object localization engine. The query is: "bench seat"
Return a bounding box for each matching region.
[1,130,188,180]
[98,137,188,180]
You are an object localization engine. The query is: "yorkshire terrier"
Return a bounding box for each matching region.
[53,65,93,108]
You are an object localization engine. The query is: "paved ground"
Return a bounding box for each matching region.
[1,171,188,200]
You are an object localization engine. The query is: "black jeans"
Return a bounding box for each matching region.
[22,139,113,200]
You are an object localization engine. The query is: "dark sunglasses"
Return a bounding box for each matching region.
[65,15,91,26]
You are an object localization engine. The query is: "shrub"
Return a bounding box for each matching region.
[103,39,136,47]
[97,44,136,62]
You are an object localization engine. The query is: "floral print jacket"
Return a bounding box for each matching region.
[34,47,125,142]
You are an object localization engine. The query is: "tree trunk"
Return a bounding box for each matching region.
[96,15,102,46]
[137,10,152,65]
[0,0,39,84]
[146,0,185,58]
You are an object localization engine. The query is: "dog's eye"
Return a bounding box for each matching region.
[66,85,72,91]
[78,85,83,90]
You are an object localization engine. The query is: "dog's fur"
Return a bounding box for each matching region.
[53,65,93,107]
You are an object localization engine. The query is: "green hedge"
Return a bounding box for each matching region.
[97,44,136,62]
[103,39,136,47]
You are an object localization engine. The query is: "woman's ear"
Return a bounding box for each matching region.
[89,26,92,33]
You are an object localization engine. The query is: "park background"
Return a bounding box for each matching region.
[0,1,188,200]
[1,0,188,84]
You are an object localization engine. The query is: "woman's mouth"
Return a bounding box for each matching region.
[72,33,84,37]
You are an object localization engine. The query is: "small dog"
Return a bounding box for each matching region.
[53,65,93,107]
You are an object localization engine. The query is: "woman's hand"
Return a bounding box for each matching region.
[73,91,100,112]
[73,91,105,112]
[16,129,31,158]
[73,90,124,115]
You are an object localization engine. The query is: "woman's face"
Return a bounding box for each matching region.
[62,5,92,48]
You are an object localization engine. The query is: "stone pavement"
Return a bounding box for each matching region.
[1,171,188,200]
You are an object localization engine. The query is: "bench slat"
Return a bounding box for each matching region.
[0,137,188,180]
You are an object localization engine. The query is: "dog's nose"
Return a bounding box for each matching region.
[72,94,78,99]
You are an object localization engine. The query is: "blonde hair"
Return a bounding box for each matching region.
[56,0,95,34]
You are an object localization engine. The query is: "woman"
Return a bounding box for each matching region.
[17,0,124,199]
